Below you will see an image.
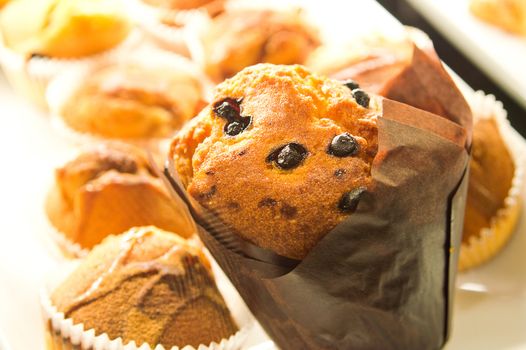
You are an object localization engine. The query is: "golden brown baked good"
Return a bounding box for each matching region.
[60,62,206,139]
[463,118,515,244]
[170,64,378,259]
[470,0,526,35]
[202,8,320,82]
[50,226,238,348]
[0,0,130,58]
[46,142,195,251]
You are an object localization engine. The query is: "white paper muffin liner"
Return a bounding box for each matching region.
[44,213,89,260]
[46,46,212,152]
[0,30,142,109]
[129,0,210,55]
[459,90,525,271]
[40,256,251,350]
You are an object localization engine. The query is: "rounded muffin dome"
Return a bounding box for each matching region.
[51,226,239,348]
[170,64,379,259]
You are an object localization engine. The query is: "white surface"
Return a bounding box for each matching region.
[0,1,525,349]
[406,0,526,110]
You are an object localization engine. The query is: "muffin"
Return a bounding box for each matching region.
[57,60,206,140]
[44,226,239,349]
[470,0,526,36]
[46,142,195,254]
[0,0,131,59]
[200,8,320,82]
[170,64,378,260]
[459,94,522,270]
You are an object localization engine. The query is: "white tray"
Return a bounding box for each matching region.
[0,1,525,349]
[406,0,526,111]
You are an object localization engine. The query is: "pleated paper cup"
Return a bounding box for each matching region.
[459,91,524,271]
[40,256,251,350]
[0,30,142,109]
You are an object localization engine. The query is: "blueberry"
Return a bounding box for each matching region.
[224,117,251,136]
[352,88,370,108]
[328,133,359,157]
[338,187,366,213]
[344,79,360,91]
[213,98,241,121]
[213,98,251,136]
[267,143,308,170]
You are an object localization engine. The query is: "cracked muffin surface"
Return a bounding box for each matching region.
[170,64,379,259]
[51,226,238,348]
[46,142,195,250]
[60,62,206,139]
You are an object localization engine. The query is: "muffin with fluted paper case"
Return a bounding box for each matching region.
[167,56,472,349]
[51,50,208,145]
[41,226,244,350]
[0,0,133,107]
[459,92,523,271]
[198,8,320,82]
[45,142,195,257]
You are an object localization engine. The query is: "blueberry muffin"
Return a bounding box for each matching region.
[59,61,206,140]
[47,226,239,349]
[470,0,526,36]
[46,142,195,253]
[0,0,130,58]
[201,8,320,82]
[170,64,378,259]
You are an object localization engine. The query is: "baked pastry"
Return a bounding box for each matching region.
[170,64,378,259]
[47,226,239,349]
[59,61,206,139]
[201,8,320,82]
[470,0,526,36]
[0,0,131,58]
[460,109,521,270]
[46,142,195,252]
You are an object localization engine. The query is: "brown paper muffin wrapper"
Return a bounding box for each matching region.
[40,258,252,350]
[46,47,211,153]
[164,47,473,349]
[0,31,142,109]
[458,91,524,271]
[129,0,211,55]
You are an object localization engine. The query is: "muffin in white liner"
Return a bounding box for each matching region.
[40,229,252,350]
[44,142,197,259]
[0,30,142,109]
[46,46,212,151]
[459,90,524,271]
[129,0,212,55]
